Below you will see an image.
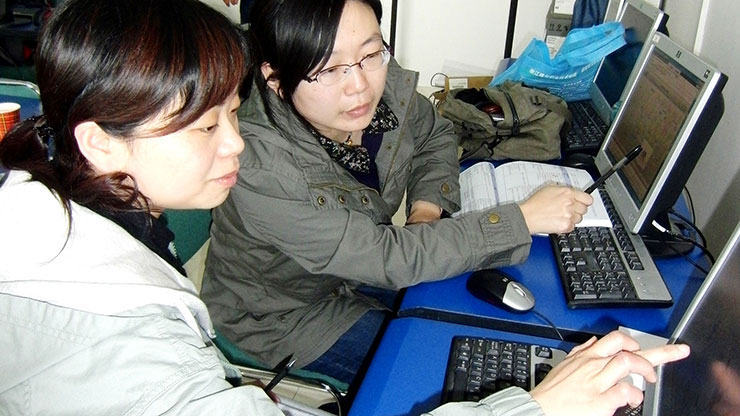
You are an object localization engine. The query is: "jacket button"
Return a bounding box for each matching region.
[317,195,326,205]
[400,99,406,107]
[361,196,370,204]
[441,182,451,193]
[331,289,339,297]
[488,213,501,224]
[338,195,346,204]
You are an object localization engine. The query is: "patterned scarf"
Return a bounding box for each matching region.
[313,99,399,173]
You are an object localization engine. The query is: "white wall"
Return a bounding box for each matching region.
[679,0,740,255]
[199,0,241,23]
[378,0,550,87]
[661,0,703,51]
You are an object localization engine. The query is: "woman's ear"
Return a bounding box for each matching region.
[261,62,282,96]
[74,121,129,174]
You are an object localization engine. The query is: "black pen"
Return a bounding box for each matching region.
[584,145,643,194]
[263,354,296,393]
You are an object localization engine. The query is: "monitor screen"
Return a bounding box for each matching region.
[595,32,726,234]
[590,0,665,123]
[642,222,740,415]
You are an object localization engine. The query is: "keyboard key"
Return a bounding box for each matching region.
[442,337,567,404]
[549,185,670,308]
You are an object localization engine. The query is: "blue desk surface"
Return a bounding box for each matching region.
[2,95,42,120]
[349,317,575,416]
[399,235,706,342]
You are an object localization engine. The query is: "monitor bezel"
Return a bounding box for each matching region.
[594,32,726,235]
[642,221,740,415]
[588,0,665,124]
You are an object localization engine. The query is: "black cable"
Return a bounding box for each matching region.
[668,232,715,267]
[668,208,708,248]
[642,232,712,275]
[532,310,564,341]
[647,238,711,275]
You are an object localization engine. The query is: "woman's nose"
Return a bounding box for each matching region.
[220,122,245,157]
[344,65,370,93]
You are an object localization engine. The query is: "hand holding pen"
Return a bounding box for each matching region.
[584,145,643,194]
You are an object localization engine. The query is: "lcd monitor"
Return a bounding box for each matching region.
[594,32,727,235]
[590,0,666,124]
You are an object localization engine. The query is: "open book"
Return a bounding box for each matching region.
[454,161,612,228]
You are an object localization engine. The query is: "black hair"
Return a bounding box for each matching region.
[0,0,250,216]
[246,0,382,122]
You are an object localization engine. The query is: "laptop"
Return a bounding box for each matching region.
[563,0,666,155]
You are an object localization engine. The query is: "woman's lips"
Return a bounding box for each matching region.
[346,103,370,118]
[215,171,238,187]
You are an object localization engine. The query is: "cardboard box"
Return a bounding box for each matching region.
[434,75,494,101]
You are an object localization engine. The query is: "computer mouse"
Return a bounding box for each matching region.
[466,269,535,313]
[560,152,599,178]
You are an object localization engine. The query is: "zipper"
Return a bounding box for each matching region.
[382,72,418,194]
[502,90,520,136]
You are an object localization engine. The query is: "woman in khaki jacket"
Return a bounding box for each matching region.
[203,0,593,386]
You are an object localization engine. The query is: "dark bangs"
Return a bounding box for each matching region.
[250,0,346,101]
[40,0,249,141]
[156,1,250,136]
[249,0,383,117]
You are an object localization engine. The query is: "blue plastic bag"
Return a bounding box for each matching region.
[491,21,626,101]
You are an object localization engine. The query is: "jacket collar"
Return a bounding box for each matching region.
[241,57,418,151]
[0,171,216,339]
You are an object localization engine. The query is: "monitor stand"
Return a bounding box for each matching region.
[641,213,696,257]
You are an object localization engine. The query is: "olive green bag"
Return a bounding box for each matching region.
[439,81,571,162]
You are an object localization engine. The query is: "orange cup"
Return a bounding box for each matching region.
[0,102,21,141]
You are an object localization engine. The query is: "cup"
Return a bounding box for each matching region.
[0,102,21,141]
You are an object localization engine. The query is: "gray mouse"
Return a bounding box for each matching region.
[466,269,535,313]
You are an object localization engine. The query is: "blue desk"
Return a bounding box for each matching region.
[349,317,575,416]
[398,234,706,343]
[0,93,41,121]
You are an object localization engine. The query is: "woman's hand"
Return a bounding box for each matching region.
[530,331,690,416]
[407,200,443,225]
[518,185,593,235]
[222,0,239,6]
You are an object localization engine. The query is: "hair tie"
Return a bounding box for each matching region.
[31,115,57,162]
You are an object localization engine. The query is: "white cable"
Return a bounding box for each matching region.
[652,220,669,234]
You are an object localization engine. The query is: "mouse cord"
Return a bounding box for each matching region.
[532,310,564,341]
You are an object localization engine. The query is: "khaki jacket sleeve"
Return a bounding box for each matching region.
[231,165,531,289]
[403,90,462,215]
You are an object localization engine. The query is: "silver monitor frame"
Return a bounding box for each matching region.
[594,32,726,234]
[642,221,740,414]
[588,0,665,125]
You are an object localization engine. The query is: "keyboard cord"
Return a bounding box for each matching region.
[647,220,713,275]
[532,309,564,341]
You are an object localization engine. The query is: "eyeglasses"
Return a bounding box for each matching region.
[305,49,391,86]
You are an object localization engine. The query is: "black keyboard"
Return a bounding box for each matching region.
[615,404,643,416]
[563,100,609,155]
[441,336,566,403]
[550,188,673,308]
